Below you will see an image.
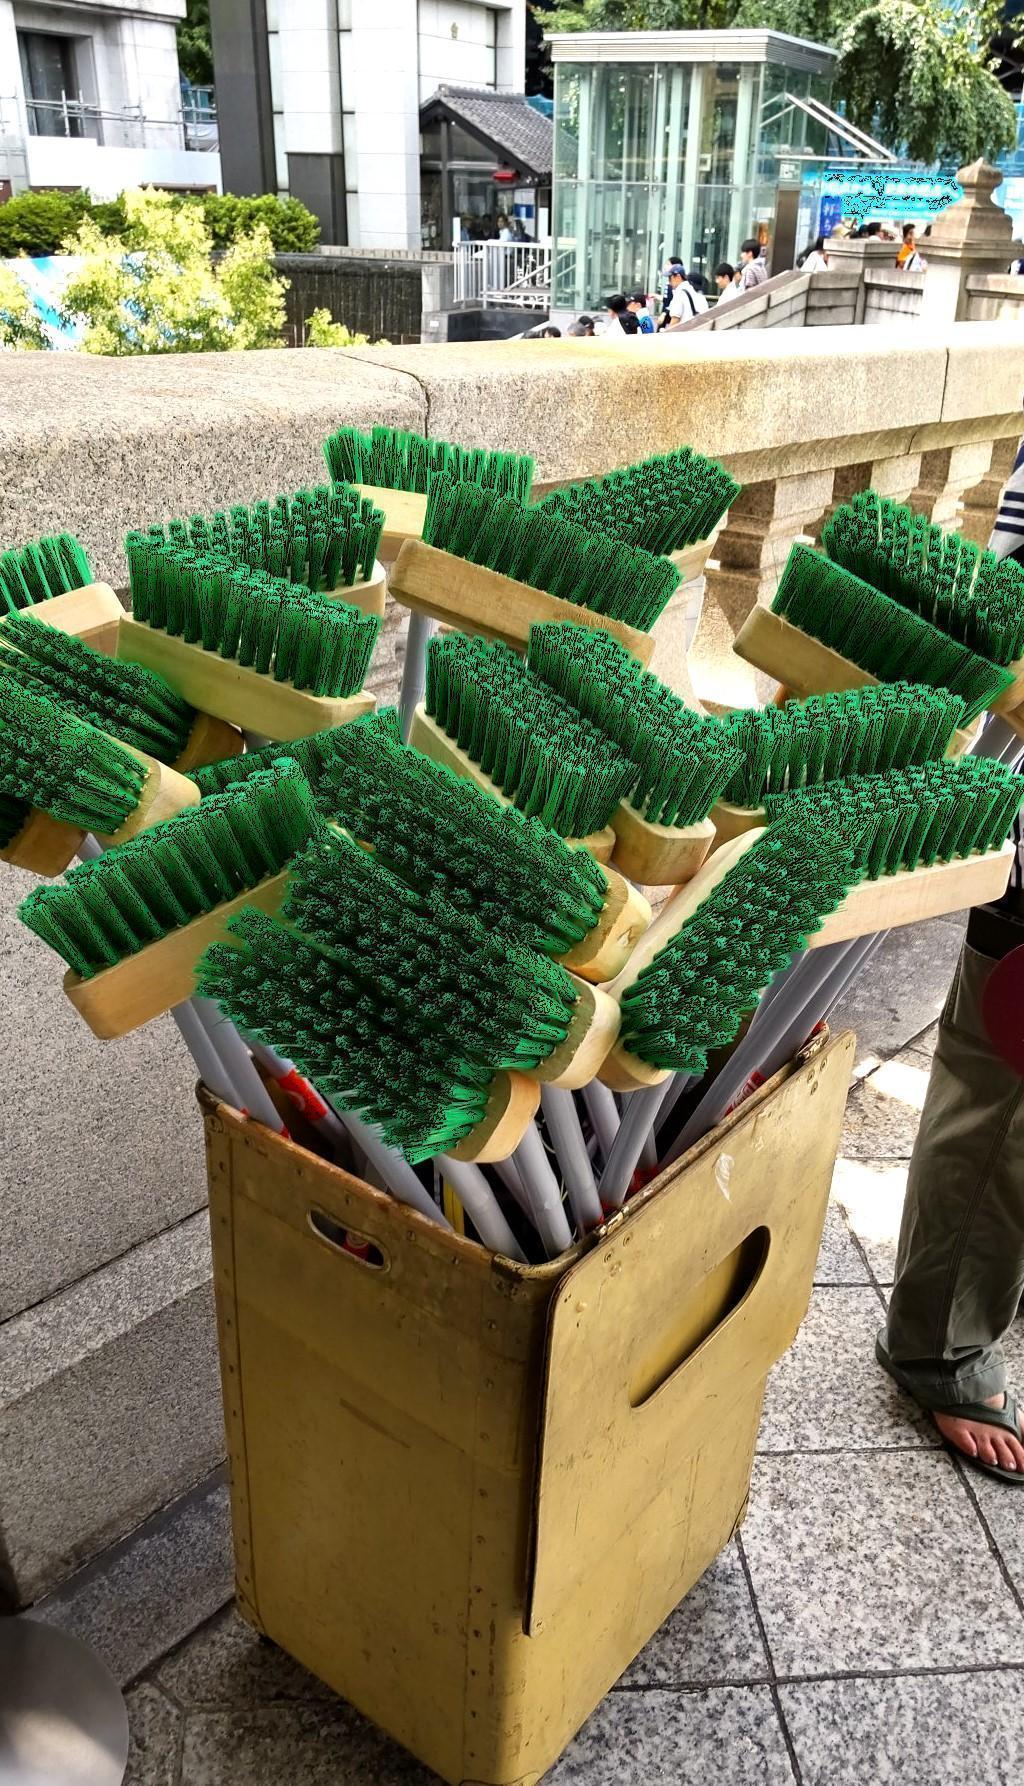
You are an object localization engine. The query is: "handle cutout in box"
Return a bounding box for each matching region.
[629,1227,769,1409]
[308,1207,388,1270]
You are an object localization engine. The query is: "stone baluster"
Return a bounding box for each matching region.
[692,469,834,712]
[808,453,924,542]
[909,442,999,530]
[959,434,1021,547]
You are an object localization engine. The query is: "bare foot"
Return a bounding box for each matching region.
[933,1393,1024,1474]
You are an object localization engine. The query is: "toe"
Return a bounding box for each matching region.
[992,1437,1018,1472]
[975,1432,999,1467]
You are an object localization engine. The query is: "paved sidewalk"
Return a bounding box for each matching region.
[114,912,1024,1783]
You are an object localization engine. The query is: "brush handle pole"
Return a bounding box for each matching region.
[581,1080,619,1162]
[435,1157,527,1259]
[662,947,839,1164]
[510,1123,573,1257]
[639,1128,659,1171]
[973,714,1022,761]
[398,611,437,741]
[750,931,884,1093]
[539,1086,603,1231]
[243,1037,349,1150]
[191,998,288,1133]
[170,1002,243,1108]
[653,1071,697,1139]
[341,1111,452,1228]
[242,729,272,752]
[599,1083,673,1210]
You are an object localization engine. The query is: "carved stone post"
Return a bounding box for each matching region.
[959,435,1021,547]
[917,160,1024,326]
[909,441,998,529]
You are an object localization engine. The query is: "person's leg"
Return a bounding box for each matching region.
[878,932,1024,1471]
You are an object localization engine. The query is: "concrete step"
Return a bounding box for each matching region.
[0,1212,224,1608]
[31,1466,233,1686]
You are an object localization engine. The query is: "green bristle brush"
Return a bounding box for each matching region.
[595,811,864,1203]
[18,761,319,1037]
[0,679,200,875]
[822,492,1024,671]
[190,708,402,800]
[0,530,122,650]
[145,482,387,618]
[711,682,969,844]
[120,538,380,740]
[527,621,741,883]
[597,812,862,1094]
[323,423,534,557]
[734,540,1013,725]
[389,473,678,734]
[536,447,740,566]
[306,709,650,980]
[0,609,243,774]
[285,825,621,1094]
[763,758,1022,946]
[414,631,637,857]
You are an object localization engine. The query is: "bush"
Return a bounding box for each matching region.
[0,265,47,349]
[304,308,389,347]
[201,193,321,254]
[60,189,288,354]
[0,188,320,260]
[0,189,91,257]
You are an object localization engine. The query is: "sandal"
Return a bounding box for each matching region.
[876,1330,1024,1487]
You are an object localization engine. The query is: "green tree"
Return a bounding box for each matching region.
[201,192,321,253]
[177,0,213,86]
[303,307,390,347]
[0,266,48,350]
[837,0,1017,163]
[60,188,288,354]
[0,189,91,257]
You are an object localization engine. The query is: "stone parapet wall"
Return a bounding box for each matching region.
[862,268,924,325]
[965,272,1024,321]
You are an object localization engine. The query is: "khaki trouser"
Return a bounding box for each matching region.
[881,938,1024,1409]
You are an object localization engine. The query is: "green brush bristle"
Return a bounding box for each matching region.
[285,826,580,1076]
[191,708,401,799]
[0,792,29,849]
[18,761,319,979]
[618,813,862,1075]
[536,449,740,555]
[124,539,379,698]
[0,680,148,832]
[197,906,497,1162]
[720,683,969,807]
[823,492,1024,668]
[323,425,535,502]
[0,612,196,761]
[146,484,384,589]
[0,533,92,613]
[526,621,742,826]
[423,478,681,633]
[425,633,636,837]
[765,759,1022,880]
[319,714,610,956]
[772,545,1012,724]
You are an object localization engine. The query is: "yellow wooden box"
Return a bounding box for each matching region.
[202,1028,855,1786]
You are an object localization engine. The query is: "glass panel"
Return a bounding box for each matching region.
[700,63,739,187]
[18,30,85,137]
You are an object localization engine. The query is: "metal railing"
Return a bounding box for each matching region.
[19,93,218,153]
[453,241,552,309]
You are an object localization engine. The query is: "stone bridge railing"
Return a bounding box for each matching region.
[1,315,1023,1614]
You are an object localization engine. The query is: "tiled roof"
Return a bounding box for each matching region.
[423,85,554,177]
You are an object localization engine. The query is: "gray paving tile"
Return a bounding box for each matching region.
[545,1686,794,1784]
[157,1606,334,1706]
[813,1205,870,1285]
[742,1452,1024,1676]
[758,1288,937,1453]
[841,1050,933,1160]
[180,1703,437,1783]
[125,1684,182,1786]
[830,1155,909,1285]
[831,916,963,1067]
[780,1671,1024,1786]
[959,1320,1024,1594]
[36,1472,232,1686]
[617,1543,768,1688]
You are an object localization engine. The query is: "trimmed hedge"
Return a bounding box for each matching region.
[0,188,320,259]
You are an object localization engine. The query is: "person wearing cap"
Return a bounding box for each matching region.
[661,266,700,328]
[627,292,656,333]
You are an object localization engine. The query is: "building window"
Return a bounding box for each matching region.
[18,31,90,138]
